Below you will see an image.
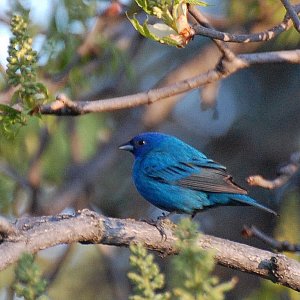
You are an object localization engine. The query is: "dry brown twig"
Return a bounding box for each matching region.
[243,225,300,252]
[247,152,300,190]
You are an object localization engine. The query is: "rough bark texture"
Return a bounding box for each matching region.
[0,209,300,291]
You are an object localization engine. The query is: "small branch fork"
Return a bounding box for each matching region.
[0,209,300,292]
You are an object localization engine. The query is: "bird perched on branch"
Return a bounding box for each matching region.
[119,132,277,218]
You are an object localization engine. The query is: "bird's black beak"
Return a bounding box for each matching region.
[118,141,134,152]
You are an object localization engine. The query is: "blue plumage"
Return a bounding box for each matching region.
[119,132,276,216]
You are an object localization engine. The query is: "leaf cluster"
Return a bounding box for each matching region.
[128,0,206,47]
[6,15,48,109]
[172,219,235,300]
[13,253,48,300]
[0,104,27,139]
[128,218,235,300]
[1,14,48,138]
[128,243,171,300]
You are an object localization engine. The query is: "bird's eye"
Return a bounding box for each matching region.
[137,140,146,146]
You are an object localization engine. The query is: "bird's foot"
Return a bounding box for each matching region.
[142,212,175,240]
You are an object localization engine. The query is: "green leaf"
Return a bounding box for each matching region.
[127,14,158,41]
[135,0,153,14]
[171,218,236,300]
[128,243,171,300]
[127,14,182,46]
[184,0,207,6]
[0,104,21,116]
[13,253,48,300]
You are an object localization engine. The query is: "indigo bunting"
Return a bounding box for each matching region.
[119,132,276,217]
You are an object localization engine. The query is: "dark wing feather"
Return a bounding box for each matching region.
[177,167,248,194]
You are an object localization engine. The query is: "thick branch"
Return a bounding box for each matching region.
[0,216,18,237]
[0,210,300,292]
[37,49,300,115]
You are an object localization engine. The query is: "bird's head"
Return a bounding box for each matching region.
[119,132,169,158]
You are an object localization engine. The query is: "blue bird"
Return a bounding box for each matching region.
[119,132,277,217]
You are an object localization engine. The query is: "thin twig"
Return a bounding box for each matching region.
[243,225,300,252]
[281,0,300,32]
[247,151,300,189]
[247,175,290,189]
[188,5,235,60]
[193,5,300,42]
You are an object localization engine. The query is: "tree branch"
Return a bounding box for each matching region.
[36,49,300,116]
[243,225,300,252]
[0,209,300,292]
[0,216,19,238]
[193,5,300,42]
[188,5,235,60]
[281,0,300,32]
[247,151,300,189]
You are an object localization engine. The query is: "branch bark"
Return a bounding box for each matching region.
[281,0,300,32]
[193,4,300,42]
[1,209,300,292]
[247,151,300,189]
[243,225,300,252]
[36,49,300,116]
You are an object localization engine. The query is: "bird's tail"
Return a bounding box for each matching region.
[231,194,278,216]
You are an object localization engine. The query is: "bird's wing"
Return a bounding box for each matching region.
[144,153,247,195]
[176,167,248,194]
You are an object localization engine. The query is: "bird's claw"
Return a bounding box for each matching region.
[154,218,168,241]
[142,217,168,240]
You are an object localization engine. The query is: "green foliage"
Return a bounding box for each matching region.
[128,219,235,300]
[128,16,181,47]
[0,104,27,139]
[128,243,171,300]
[1,14,48,138]
[13,253,48,300]
[128,0,206,47]
[172,218,235,300]
[6,15,48,108]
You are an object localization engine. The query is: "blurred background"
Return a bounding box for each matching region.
[0,0,300,299]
